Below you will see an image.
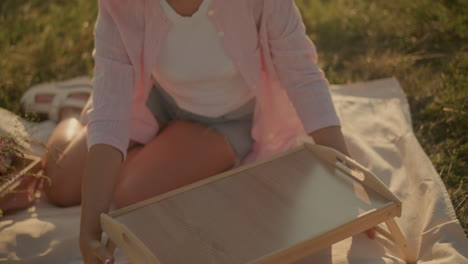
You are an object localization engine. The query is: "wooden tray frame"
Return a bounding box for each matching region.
[102,143,417,263]
[0,154,42,198]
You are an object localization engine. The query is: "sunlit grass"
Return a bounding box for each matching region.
[0,0,95,113]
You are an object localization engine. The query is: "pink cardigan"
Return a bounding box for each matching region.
[80,0,341,163]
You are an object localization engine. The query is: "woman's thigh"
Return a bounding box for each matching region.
[114,120,237,208]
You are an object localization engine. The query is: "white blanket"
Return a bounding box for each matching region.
[0,78,466,263]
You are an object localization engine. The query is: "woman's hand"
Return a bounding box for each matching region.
[309,126,377,240]
[79,233,114,264]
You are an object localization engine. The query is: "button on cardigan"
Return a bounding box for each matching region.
[80,0,341,164]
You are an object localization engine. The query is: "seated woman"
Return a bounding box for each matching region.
[2,0,376,263]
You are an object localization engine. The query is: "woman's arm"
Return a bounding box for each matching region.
[265,0,341,134]
[79,144,122,264]
[79,1,135,262]
[88,0,134,161]
[308,126,350,156]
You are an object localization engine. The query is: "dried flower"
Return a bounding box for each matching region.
[0,136,20,178]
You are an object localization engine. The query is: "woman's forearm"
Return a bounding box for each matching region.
[80,144,123,238]
[308,126,350,157]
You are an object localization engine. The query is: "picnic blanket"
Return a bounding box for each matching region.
[0,77,466,263]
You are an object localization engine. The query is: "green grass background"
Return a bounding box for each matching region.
[0,0,466,233]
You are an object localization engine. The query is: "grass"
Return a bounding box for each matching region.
[0,0,466,233]
[296,0,467,234]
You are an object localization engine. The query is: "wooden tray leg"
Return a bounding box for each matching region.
[385,218,418,264]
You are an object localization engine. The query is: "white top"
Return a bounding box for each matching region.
[151,0,254,117]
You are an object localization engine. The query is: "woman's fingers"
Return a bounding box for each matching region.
[88,240,114,264]
[80,239,114,264]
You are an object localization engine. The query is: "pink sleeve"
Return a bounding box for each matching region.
[265,0,341,133]
[87,0,134,160]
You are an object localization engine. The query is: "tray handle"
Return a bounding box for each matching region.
[101,213,160,264]
[304,143,402,207]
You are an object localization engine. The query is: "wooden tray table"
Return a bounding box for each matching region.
[102,143,417,263]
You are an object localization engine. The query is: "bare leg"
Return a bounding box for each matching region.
[2,117,236,209]
[42,117,87,206]
[114,120,236,208]
[43,117,237,209]
[1,97,97,211]
[42,120,144,207]
[0,117,86,212]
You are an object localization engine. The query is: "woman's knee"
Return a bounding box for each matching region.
[48,117,84,144]
[42,118,84,167]
[42,122,87,207]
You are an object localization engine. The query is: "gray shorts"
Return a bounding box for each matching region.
[146,81,255,167]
